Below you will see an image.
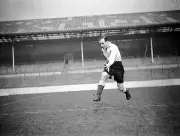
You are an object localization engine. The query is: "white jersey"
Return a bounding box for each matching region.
[102,42,122,63]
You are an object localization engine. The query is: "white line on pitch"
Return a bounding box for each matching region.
[0,79,180,96]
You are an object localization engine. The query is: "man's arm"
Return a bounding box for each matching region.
[106,47,117,68]
[102,48,108,58]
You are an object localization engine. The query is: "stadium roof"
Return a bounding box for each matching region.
[0,10,180,34]
[0,10,180,42]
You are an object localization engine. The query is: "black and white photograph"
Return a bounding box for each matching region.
[0,0,180,135]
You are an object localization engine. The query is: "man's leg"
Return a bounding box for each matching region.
[117,83,131,100]
[93,71,110,102]
[113,62,131,100]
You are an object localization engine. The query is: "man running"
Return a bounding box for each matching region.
[93,36,131,102]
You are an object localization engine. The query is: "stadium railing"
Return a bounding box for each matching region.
[0,55,179,89]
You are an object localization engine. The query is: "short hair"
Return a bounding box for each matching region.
[99,36,108,42]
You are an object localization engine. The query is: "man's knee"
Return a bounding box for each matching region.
[99,72,109,86]
[117,83,124,92]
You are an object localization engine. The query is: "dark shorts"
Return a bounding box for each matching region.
[103,61,125,83]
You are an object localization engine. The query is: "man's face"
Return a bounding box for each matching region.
[99,38,107,49]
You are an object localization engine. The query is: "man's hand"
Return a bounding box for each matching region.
[101,47,106,52]
[104,63,110,72]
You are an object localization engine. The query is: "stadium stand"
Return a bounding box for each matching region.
[0,10,180,89]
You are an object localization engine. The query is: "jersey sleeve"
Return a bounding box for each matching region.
[107,46,117,66]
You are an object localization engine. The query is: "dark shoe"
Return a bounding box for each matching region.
[125,89,131,100]
[93,94,101,102]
